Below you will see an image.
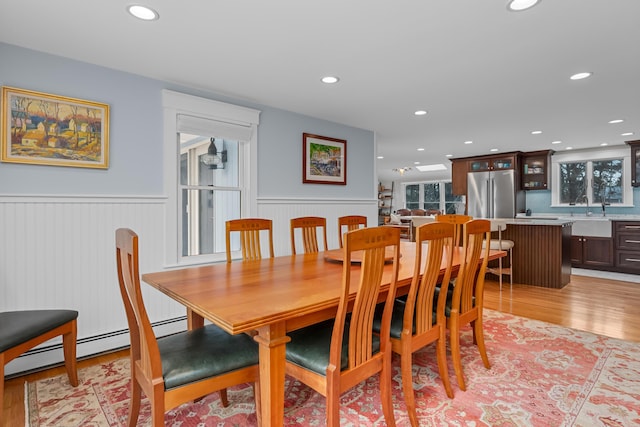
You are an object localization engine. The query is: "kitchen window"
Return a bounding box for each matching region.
[403,181,464,214]
[163,90,260,266]
[552,146,632,207]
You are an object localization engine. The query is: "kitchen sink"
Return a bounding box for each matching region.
[561,217,612,237]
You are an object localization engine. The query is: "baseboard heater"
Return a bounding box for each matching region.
[5,316,187,378]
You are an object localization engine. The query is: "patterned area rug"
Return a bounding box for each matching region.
[27,310,640,426]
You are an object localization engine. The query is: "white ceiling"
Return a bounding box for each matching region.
[1,1,639,183]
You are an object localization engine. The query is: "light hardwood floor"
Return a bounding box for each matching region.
[4,274,640,426]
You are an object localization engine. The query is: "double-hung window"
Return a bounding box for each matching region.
[163,90,260,266]
[552,146,632,207]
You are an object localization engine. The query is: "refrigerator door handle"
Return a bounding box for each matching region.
[489,177,495,218]
[486,177,493,218]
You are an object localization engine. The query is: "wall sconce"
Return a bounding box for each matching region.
[200,138,227,169]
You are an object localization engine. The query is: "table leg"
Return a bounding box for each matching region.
[186,308,204,330]
[253,322,290,427]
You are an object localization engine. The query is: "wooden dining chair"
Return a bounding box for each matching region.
[372,222,455,427]
[285,226,401,427]
[290,216,328,254]
[225,218,274,263]
[1,310,79,422]
[440,219,492,391]
[337,215,367,248]
[116,228,261,427]
[435,213,472,246]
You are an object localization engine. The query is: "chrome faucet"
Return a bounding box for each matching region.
[579,195,592,216]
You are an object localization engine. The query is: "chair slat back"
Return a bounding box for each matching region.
[435,214,472,247]
[290,216,328,254]
[225,218,274,263]
[410,222,455,334]
[337,215,367,248]
[452,219,491,314]
[331,226,400,370]
[115,228,162,382]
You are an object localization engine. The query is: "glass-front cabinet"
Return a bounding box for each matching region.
[521,150,553,190]
[627,140,640,187]
[469,155,516,172]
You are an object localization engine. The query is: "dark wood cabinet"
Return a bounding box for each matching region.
[571,235,613,267]
[626,140,640,187]
[450,159,468,196]
[614,221,640,271]
[450,152,520,197]
[521,150,553,190]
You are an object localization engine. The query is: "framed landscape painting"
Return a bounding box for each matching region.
[302,133,347,185]
[1,86,110,169]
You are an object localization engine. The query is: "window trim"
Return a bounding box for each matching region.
[551,146,633,207]
[162,90,260,267]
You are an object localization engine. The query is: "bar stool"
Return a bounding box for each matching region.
[486,220,514,290]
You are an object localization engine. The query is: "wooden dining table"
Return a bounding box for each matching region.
[142,241,505,426]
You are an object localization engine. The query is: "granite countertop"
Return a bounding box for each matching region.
[514,213,640,222]
[504,218,573,226]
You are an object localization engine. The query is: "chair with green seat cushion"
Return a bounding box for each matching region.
[285,226,401,427]
[1,309,79,422]
[116,228,261,427]
[438,219,492,392]
[373,222,455,427]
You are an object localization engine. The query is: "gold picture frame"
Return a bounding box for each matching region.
[302,133,347,185]
[1,86,109,169]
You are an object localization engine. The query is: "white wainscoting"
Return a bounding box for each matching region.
[257,197,378,255]
[0,195,187,376]
[1,195,377,376]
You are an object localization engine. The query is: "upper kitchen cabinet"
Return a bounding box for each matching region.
[521,150,553,190]
[450,152,521,196]
[451,159,468,195]
[468,154,518,172]
[626,140,640,187]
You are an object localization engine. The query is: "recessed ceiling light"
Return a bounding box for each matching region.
[490,148,499,152]
[622,132,634,136]
[445,154,453,158]
[414,161,420,165]
[531,130,542,135]
[551,140,562,144]
[417,148,425,151]
[321,76,339,84]
[600,143,609,146]
[416,164,448,172]
[377,156,384,159]
[414,110,428,116]
[127,5,159,20]
[570,72,592,80]
[464,140,473,145]
[507,0,541,12]
[608,119,624,124]
[566,147,573,150]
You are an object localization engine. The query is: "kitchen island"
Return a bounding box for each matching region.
[500,218,573,288]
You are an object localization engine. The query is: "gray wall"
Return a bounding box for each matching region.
[0,42,375,199]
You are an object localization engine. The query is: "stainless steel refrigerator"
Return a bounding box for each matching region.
[467,169,524,218]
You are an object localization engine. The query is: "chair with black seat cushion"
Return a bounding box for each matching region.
[1,310,79,422]
[116,228,261,427]
[290,216,328,254]
[439,219,492,391]
[285,226,401,427]
[337,215,367,248]
[435,213,472,247]
[373,222,455,427]
[225,218,274,263]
